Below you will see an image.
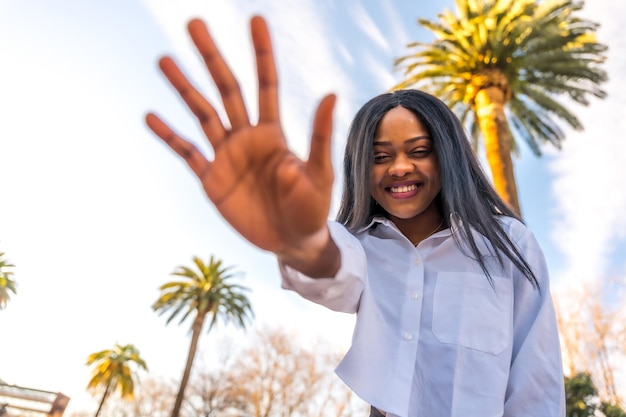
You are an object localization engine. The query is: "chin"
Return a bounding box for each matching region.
[388,211,423,220]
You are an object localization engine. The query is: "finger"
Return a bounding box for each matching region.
[306,94,336,185]
[145,112,211,180]
[250,16,279,124]
[158,57,226,148]
[187,18,250,129]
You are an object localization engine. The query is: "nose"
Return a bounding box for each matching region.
[389,153,415,177]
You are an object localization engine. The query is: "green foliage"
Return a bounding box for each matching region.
[0,251,17,310]
[152,255,254,417]
[86,343,148,399]
[86,343,148,417]
[393,0,608,156]
[564,372,626,417]
[152,255,254,332]
[602,403,626,417]
[565,372,597,417]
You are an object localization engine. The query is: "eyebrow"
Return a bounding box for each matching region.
[372,135,432,146]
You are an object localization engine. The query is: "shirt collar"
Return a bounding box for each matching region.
[357,213,463,235]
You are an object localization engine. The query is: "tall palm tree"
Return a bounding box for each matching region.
[393,0,607,215]
[0,251,16,310]
[153,255,254,417]
[86,343,148,417]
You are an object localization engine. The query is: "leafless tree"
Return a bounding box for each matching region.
[555,276,626,406]
[183,342,244,417]
[73,376,176,417]
[223,326,367,417]
[69,326,367,417]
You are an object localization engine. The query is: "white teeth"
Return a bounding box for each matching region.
[390,184,418,193]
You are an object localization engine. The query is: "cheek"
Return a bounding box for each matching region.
[429,160,442,186]
[368,176,377,200]
[369,167,383,191]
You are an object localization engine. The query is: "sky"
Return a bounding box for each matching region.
[0,0,625,414]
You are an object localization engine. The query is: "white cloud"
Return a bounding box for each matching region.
[548,0,626,289]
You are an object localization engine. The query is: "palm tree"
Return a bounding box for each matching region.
[86,343,148,417]
[153,255,254,417]
[0,251,16,310]
[393,0,607,215]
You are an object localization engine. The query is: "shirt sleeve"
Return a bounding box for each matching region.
[278,221,367,314]
[504,225,566,416]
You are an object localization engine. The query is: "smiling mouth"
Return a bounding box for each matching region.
[389,184,419,193]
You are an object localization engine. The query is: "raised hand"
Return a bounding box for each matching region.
[145,16,338,267]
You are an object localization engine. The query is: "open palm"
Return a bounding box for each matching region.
[146,17,336,256]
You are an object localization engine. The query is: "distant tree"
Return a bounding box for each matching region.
[565,372,597,417]
[91,361,238,417]
[565,372,626,417]
[184,362,241,417]
[556,277,626,407]
[77,327,366,417]
[226,326,368,417]
[93,376,176,417]
[603,403,626,417]
[393,0,608,215]
[153,255,254,417]
[86,343,148,417]
[0,251,16,310]
[68,376,176,417]
[127,377,177,417]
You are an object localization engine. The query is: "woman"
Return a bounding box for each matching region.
[145,16,565,417]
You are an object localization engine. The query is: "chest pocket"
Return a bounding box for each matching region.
[432,272,512,355]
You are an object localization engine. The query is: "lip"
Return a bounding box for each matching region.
[386,181,422,199]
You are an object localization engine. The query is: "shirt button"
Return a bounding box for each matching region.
[410,292,419,300]
[414,259,421,265]
[403,332,413,341]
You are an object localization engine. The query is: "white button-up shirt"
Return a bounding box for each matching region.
[280,216,565,417]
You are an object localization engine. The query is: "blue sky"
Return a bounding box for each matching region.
[1,0,624,414]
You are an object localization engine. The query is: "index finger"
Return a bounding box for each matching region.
[250,16,279,124]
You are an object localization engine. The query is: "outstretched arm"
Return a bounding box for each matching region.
[145,16,340,277]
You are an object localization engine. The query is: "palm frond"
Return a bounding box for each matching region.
[85,343,147,405]
[392,0,607,156]
[153,255,254,334]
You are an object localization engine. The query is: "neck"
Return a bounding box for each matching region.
[390,211,445,246]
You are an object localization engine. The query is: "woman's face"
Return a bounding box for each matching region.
[369,106,442,224]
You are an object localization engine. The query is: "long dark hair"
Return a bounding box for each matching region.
[336,89,538,288]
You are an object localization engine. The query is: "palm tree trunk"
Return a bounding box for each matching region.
[171,313,206,417]
[474,86,521,216]
[94,382,111,417]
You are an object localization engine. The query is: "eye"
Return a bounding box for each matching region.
[410,147,431,157]
[373,153,390,163]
